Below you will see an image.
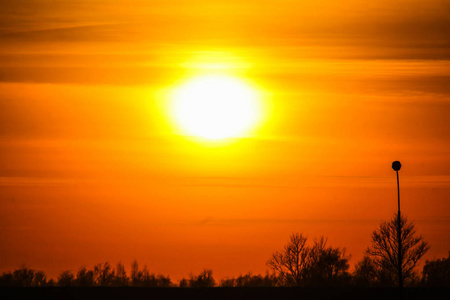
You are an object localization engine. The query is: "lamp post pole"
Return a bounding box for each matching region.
[392,161,402,297]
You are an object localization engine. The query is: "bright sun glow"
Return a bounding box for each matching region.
[170,74,262,140]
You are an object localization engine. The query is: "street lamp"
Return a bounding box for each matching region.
[392,161,402,293]
[392,161,401,212]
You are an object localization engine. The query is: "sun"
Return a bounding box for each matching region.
[169,74,262,140]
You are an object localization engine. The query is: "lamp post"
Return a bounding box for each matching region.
[392,161,402,294]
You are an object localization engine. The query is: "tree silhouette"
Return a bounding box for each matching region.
[93,262,115,286]
[112,262,128,287]
[140,266,172,287]
[0,272,13,287]
[267,233,350,287]
[366,214,429,286]
[421,251,450,287]
[179,269,215,287]
[94,262,115,286]
[353,255,395,286]
[303,237,351,287]
[75,266,95,287]
[220,272,277,287]
[46,278,55,286]
[189,269,215,287]
[0,261,175,287]
[12,266,35,287]
[267,233,308,286]
[57,270,75,287]
[33,271,47,287]
[0,266,47,287]
[179,278,189,288]
[128,260,172,287]
[130,260,143,286]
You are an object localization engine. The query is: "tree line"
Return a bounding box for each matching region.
[1,214,449,287]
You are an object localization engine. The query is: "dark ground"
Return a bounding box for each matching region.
[1,287,448,300]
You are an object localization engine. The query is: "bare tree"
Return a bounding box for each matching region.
[266,233,309,286]
[267,233,351,287]
[366,214,429,286]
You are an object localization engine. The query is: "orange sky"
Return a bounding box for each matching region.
[1,0,449,281]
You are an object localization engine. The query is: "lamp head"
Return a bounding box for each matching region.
[392,161,402,171]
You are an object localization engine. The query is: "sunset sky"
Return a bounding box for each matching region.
[1,0,449,281]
